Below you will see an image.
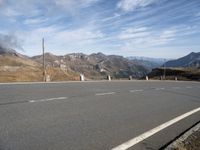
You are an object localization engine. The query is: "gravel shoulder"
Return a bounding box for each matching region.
[165,122,200,150]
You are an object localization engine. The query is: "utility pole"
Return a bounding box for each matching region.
[163,59,166,80]
[42,38,46,82]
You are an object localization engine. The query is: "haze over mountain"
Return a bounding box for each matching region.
[127,56,170,70]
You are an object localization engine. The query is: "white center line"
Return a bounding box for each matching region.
[29,97,68,103]
[95,92,116,96]
[111,107,200,150]
[155,88,165,91]
[129,89,143,93]
[172,87,181,89]
[186,86,192,89]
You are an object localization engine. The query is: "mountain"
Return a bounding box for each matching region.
[0,47,78,82]
[32,52,149,80]
[127,56,169,70]
[0,47,150,82]
[164,52,200,68]
[147,52,200,81]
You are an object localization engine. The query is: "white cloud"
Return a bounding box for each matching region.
[117,0,156,12]
[118,27,149,39]
[0,0,99,19]
[102,13,121,22]
[0,0,5,6]
[3,8,22,17]
[0,0,4,6]
[54,0,99,11]
[22,24,104,55]
[24,18,48,25]
[196,12,200,17]
[118,28,177,52]
[56,28,104,42]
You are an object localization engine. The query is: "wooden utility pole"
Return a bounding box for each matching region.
[42,38,46,82]
[163,59,166,80]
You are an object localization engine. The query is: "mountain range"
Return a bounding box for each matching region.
[0,45,199,82]
[0,47,149,82]
[32,52,149,79]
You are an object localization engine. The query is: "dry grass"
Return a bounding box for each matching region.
[0,54,82,82]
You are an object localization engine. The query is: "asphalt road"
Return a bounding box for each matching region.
[0,80,200,150]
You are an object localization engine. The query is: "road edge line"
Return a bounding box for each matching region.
[111,107,200,150]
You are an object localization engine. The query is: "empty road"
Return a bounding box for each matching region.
[0,80,200,150]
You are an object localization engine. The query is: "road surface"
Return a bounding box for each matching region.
[0,80,200,150]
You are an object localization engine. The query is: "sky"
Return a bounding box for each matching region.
[0,0,200,58]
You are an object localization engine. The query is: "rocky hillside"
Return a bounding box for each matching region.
[0,47,79,82]
[32,52,149,80]
[164,52,200,68]
[0,47,149,82]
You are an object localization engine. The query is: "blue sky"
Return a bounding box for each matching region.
[0,0,200,58]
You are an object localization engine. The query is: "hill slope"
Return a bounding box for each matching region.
[32,52,149,79]
[0,48,78,82]
[0,48,149,82]
[148,52,200,81]
[164,52,200,68]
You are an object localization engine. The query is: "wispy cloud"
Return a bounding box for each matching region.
[22,23,105,55]
[117,0,156,12]
[117,27,177,52]
[0,0,200,58]
[0,0,4,6]
[55,0,99,8]
[101,13,121,22]
[196,12,200,17]
[24,18,49,25]
[118,27,150,39]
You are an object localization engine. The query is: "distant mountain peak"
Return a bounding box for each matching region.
[165,52,200,68]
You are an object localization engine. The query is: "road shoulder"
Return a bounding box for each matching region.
[165,122,200,150]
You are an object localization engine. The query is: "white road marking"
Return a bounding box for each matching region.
[155,88,165,91]
[186,86,192,89]
[129,90,143,93]
[111,107,200,150]
[95,92,116,96]
[29,97,67,103]
[172,87,181,89]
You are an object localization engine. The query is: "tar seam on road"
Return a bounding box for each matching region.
[111,107,200,150]
[95,92,116,96]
